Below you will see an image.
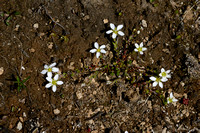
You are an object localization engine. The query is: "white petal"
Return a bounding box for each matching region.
[172,98,178,102]
[117,24,123,30]
[54,74,59,80]
[100,49,106,54]
[52,85,57,92]
[150,76,156,81]
[44,64,48,69]
[45,83,52,88]
[46,76,52,82]
[106,30,113,34]
[142,47,147,51]
[118,31,124,36]
[159,73,162,77]
[170,92,173,98]
[134,48,138,52]
[110,23,115,30]
[140,42,144,47]
[100,45,106,49]
[161,68,165,73]
[159,82,163,88]
[140,51,144,55]
[166,70,171,73]
[52,67,59,73]
[57,81,63,85]
[41,70,47,74]
[135,43,139,48]
[94,42,99,49]
[153,81,158,87]
[47,72,52,78]
[96,52,100,58]
[167,99,170,104]
[166,75,171,78]
[49,62,56,68]
[161,77,168,82]
[90,49,97,53]
[112,33,117,39]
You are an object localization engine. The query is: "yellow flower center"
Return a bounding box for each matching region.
[168,98,173,103]
[48,68,52,72]
[137,47,142,52]
[156,77,161,82]
[113,28,118,34]
[52,79,57,85]
[162,72,167,77]
[97,48,101,52]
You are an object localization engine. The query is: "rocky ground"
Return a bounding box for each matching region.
[0,0,200,132]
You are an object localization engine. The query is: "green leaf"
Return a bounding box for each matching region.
[104,65,108,69]
[111,72,115,76]
[5,21,10,26]
[14,11,20,15]
[175,10,179,14]
[0,13,4,17]
[128,60,132,64]
[176,35,181,39]
[7,16,11,20]
[22,76,30,83]
[155,90,159,93]
[11,106,15,112]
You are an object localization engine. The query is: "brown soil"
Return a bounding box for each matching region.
[0,0,200,132]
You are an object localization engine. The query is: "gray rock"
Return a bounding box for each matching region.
[185,54,200,79]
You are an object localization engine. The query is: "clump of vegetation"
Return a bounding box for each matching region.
[0,11,20,26]
[14,76,30,92]
[40,19,178,106]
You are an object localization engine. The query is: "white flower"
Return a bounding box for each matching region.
[159,68,171,82]
[167,92,178,104]
[106,23,125,39]
[106,81,112,85]
[134,42,147,55]
[125,131,128,133]
[41,63,59,77]
[45,73,63,92]
[90,42,106,58]
[150,76,164,88]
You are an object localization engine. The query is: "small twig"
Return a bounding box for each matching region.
[85,111,105,121]
[42,6,69,35]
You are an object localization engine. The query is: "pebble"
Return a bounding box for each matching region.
[33,23,39,29]
[81,83,86,87]
[76,91,83,99]
[48,42,53,49]
[142,20,147,28]
[53,108,60,115]
[83,15,90,20]
[19,117,23,122]
[16,121,23,130]
[0,67,4,75]
[29,48,35,53]
[14,24,20,31]
[23,112,27,117]
[32,128,39,133]
[162,127,167,133]
[68,62,75,70]
[180,81,185,87]
[103,19,109,24]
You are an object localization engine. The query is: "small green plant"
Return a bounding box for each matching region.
[14,76,30,92]
[2,11,20,26]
